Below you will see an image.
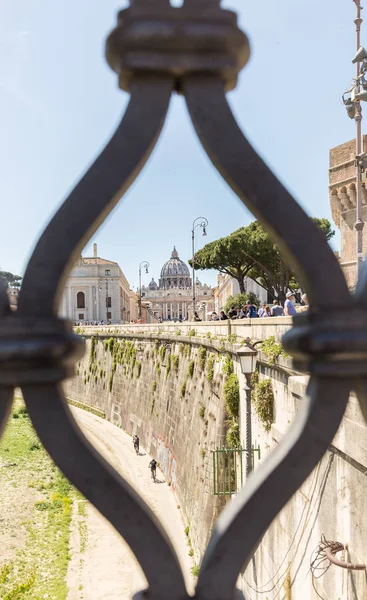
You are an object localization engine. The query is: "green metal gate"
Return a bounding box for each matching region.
[212,445,261,496]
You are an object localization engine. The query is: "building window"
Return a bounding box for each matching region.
[107,312,112,320]
[107,296,112,307]
[78,314,84,320]
[204,292,207,295]
[105,269,111,276]
[77,291,85,309]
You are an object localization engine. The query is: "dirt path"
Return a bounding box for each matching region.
[67,407,194,599]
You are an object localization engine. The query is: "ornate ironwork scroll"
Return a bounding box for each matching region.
[0,1,362,599]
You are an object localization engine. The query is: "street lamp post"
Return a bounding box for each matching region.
[191,217,208,319]
[238,347,258,477]
[342,1,367,280]
[99,277,113,323]
[138,261,149,320]
[354,0,365,278]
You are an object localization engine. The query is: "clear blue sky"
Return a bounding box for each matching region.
[0,0,360,290]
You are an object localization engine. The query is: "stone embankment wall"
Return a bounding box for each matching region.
[241,351,367,600]
[64,329,245,560]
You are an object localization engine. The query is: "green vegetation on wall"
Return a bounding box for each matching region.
[198,346,207,371]
[222,354,234,377]
[223,373,240,447]
[206,354,215,382]
[251,370,274,432]
[187,360,195,379]
[260,336,288,366]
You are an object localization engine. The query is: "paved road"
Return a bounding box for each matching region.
[67,407,194,599]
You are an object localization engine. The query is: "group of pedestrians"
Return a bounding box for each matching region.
[132,435,157,482]
[209,292,308,321]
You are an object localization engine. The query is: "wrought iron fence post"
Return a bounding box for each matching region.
[0,2,365,600]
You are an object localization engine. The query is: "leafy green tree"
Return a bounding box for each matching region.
[192,219,335,304]
[224,292,259,313]
[0,271,22,289]
[189,228,260,294]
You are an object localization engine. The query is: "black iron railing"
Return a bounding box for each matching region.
[0,1,363,600]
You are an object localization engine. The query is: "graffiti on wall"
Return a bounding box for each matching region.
[153,435,178,489]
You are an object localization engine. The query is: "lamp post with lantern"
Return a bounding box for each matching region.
[191,217,208,318]
[238,345,258,476]
[138,261,149,320]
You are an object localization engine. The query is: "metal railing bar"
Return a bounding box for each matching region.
[22,383,187,600]
[196,378,350,600]
[18,76,173,318]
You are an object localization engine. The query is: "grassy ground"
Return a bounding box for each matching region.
[0,398,75,599]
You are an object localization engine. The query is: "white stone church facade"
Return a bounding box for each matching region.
[141,247,213,321]
[60,244,134,324]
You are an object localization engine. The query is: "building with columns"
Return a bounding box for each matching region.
[60,244,134,324]
[329,136,367,289]
[141,247,213,321]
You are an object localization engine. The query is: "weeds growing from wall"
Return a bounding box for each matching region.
[171,355,179,373]
[198,403,205,419]
[198,347,207,371]
[159,345,166,362]
[180,380,187,399]
[260,336,288,366]
[206,354,215,382]
[187,360,195,378]
[222,354,234,377]
[251,370,274,432]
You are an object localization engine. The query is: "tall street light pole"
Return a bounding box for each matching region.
[354,0,365,278]
[99,277,113,323]
[191,217,208,319]
[138,261,149,320]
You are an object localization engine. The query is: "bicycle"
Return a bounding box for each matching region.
[134,443,139,455]
[150,468,156,483]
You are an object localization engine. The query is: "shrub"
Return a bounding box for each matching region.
[260,336,288,366]
[227,333,237,344]
[226,419,240,448]
[206,354,215,382]
[184,526,190,537]
[222,354,234,377]
[108,337,115,353]
[252,377,274,432]
[198,346,207,371]
[187,360,195,378]
[180,381,186,399]
[188,549,194,557]
[191,565,200,577]
[171,355,179,373]
[223,374,240,418]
